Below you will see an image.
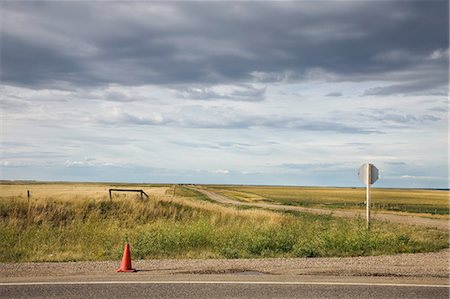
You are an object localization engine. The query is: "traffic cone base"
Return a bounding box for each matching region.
[116,243,137,272]
[116,268,137,273]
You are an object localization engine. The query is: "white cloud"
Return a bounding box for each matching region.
[400,175,446,181]
[209,169,230,174]
[428,49,449,60]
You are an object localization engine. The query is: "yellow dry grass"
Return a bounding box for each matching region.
[0,183,166,201]
[0,182,283,225]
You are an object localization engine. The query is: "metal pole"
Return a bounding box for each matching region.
[366,164,371,230]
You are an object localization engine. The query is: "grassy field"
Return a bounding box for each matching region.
[0,182,448,262]
[207,185,450,216]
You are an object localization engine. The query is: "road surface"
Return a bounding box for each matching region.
[1,280,449,299]
[2,249,448,298]
[193,187,449,229]
[2,250,449,298]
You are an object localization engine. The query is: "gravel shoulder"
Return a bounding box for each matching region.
[1,249,449,284]
[194,188,450,230]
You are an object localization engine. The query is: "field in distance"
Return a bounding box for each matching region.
[0,182,448,263]
[206,185,449,217]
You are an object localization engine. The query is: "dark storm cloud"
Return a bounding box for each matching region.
[103,91,135,102]
[362,65,448,96]
[1,1,448,90]
[359,108,442,125]
[429,106,448,113]
[363,83,448,96]
[325,92,343,97]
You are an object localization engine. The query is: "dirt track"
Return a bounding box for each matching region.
[193,188,450,230]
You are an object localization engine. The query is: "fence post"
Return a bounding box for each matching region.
[27,190,31,226]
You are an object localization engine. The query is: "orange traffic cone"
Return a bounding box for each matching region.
[116,243,137,272]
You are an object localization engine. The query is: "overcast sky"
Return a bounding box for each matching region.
[1,1,448,188]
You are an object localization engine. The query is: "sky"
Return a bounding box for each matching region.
[0,1,448,188]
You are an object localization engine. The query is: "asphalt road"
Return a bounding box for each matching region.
[1,281,448,299]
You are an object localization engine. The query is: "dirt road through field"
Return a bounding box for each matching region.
[193,188,449,230]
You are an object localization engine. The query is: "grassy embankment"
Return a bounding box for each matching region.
[0,183,448,262]
[207,185,450,217]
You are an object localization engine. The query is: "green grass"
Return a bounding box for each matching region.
[0,183,448,262]
[208,185,450,216]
